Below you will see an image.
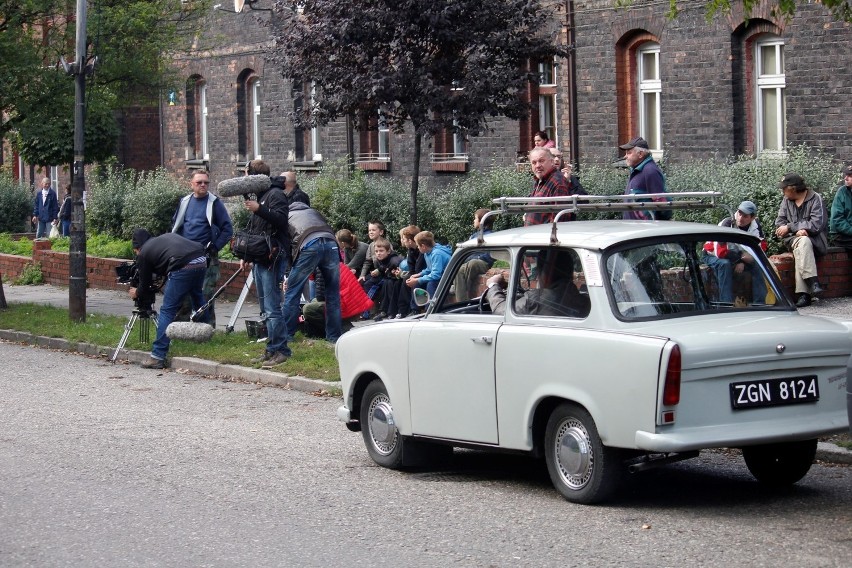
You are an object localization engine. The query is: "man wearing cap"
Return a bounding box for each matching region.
[774,172,828,307]
[619,137,670,221]
[829,164,852,251]
[702,201,769,304]
[129,229,208,369]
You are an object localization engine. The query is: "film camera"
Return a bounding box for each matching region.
[114,261,161,316]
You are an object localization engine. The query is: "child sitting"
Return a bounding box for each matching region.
[405,231,452,297]
[363,238,401,318]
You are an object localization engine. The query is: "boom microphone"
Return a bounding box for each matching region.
[166,321,215,343]
[217,174,271,198]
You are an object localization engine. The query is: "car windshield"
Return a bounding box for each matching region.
[604,237,789,320]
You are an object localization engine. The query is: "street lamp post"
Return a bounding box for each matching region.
[69,0,88,322]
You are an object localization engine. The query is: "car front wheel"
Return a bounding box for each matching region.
[360,379,404,469]
[742,439,817,487]
[544,403,623,504]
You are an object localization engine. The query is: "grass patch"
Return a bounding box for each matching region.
[0,303,340,381]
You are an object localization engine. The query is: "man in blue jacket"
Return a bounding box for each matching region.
[171,170,233,325]
[619,137,670,221]
[32,178,59,238]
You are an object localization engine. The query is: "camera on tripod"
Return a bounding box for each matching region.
[115,261,139,286]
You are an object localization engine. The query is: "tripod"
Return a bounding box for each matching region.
[110,308,159,363]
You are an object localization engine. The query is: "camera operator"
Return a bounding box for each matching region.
[129,228,207,369]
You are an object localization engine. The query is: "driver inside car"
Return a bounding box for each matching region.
[484,248,590,318]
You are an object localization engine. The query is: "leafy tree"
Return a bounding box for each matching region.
[269,0,569,224]
[0,0,212,169]
[619,0,852,22]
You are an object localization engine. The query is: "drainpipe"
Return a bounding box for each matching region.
[566,0,580,171]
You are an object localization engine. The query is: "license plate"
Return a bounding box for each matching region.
[729,376,819,409]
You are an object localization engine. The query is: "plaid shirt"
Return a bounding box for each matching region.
[525,168,574,226]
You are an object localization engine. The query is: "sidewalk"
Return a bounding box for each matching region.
[1,282,851,464]
[0,282,341,396]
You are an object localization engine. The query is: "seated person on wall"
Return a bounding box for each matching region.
[485,248,590,318]
[454,208,496,301]
[701,200,768,304]
[829,164,852,251]
[774,172,828,308]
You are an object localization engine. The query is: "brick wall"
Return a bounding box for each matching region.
[770,248,852,298]
[573,1,851,164]
[1,241,249,300]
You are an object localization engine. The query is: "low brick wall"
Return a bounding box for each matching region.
[770,247,852,298]
[3,239,850,302]
[1,240,249,300]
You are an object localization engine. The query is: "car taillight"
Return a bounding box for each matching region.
[663,344,681,406]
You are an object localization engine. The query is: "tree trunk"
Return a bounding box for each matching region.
[410,132,421,225]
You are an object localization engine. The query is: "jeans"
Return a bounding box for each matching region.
[151,265,207,361]
[36,220,50,238]
[61,220,71,237]
[284,237,342,342]
[703,254,768,304]
[253,258,290,357]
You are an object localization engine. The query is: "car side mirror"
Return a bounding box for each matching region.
[413,287,430,307]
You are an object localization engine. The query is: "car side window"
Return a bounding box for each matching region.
[435,248,509,313]
[511,248,590,318]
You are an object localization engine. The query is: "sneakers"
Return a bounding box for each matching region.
[250,351,272,364]
[261,352,289,368]
[373,312,388,322]
[796,293,812,308]
[141,356,166,369]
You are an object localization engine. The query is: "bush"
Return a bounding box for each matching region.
[14,262,43,285]
[119,168,186,239]
[0,175,33,233]
[49,232,133,259]
[87,167,187,239]
[86,167,133,237]
[0,233,34,256]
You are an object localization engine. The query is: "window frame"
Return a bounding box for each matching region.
[754,36,786,154]
[637,42,662,153]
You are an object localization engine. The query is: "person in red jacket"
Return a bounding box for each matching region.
[302,263,372,338]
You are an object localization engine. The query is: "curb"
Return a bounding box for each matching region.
[0,329,341,395]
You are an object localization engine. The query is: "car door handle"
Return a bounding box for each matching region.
[471,336,493,345]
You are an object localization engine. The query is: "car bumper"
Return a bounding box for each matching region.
[635,410,850,452]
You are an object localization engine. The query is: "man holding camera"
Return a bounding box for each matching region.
[129,228,207,369]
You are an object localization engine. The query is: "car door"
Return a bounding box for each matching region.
[408,318,500,444]
[406,247,507,444]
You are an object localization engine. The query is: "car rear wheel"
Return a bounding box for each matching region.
[544,403,623,504]
[742,439,817,487]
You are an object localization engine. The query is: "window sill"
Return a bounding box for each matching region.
[293,160,322,172]
[356,160,391,171]
[185,159,208,170]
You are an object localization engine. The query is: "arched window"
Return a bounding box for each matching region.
[185,75,209,165]
[616,33,663,155]
[637,42,662,151]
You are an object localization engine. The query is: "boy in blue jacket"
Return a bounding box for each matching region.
[405,231,452,296]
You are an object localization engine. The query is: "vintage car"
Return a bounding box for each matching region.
[336,195,851,504]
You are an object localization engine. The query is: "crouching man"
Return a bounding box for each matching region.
[129,228,207,369]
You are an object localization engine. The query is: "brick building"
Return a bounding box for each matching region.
[7,2,849,192]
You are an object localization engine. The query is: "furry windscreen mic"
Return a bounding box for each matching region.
[217,175,271,198]
[166,321,215,343]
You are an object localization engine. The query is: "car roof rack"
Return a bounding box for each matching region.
[479,192,725,244]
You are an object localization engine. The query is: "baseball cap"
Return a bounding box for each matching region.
[132,228,151,250]
[619,137,649,150]
[842,164,852,176]
[737,200,757,215]
[778,172,805,189]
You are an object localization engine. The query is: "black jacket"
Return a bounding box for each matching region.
[136,233,205,307]
[246,187,291,265]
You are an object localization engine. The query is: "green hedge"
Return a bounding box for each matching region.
[0,175,33,233]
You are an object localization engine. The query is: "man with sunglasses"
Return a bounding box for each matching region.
[171,170,233,325]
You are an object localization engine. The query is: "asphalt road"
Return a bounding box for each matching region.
[1,342,850,567]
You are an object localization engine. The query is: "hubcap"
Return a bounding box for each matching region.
[555,419,593,489]
[368,395,397,455]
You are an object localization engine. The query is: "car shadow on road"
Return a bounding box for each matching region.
[404,449,832,508]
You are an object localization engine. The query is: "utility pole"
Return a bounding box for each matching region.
[69,0,89,322]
